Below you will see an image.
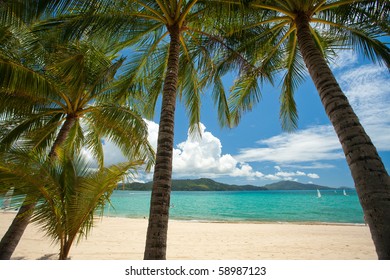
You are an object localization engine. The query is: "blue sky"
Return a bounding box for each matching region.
[101,50,390,188]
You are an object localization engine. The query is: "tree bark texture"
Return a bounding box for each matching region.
[144,25,181,260]
[0,202,35,259]
[295,12,390,259]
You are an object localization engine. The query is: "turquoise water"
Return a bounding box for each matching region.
[104,190,364,224]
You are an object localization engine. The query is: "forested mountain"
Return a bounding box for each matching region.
[118,179,350,191]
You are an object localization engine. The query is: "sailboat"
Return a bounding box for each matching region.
[343,189,348,196]
[317,189,322,198]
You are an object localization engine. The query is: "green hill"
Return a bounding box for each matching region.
[119,178,266,191]
[117,178,350,191]
[262,180,334,190]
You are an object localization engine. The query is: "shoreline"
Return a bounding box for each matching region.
[0,212,376,260]
[3,209,365,226]
[105,214,366,227]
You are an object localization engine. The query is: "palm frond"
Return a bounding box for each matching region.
[29,153,142,255]
[229,74,262,127]
[279,29,305,131]
[85,104,155,169]
[0,59,57,100]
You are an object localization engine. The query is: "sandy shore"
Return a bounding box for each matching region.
[0,212,377,260]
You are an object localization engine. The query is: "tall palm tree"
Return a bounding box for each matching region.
[35,0,233,259]
[227,0,390,259]
[0,150,141,260]
[0,41,154,259]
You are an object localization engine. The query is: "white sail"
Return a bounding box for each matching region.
[317,189,321,198]
[343,189,348,196]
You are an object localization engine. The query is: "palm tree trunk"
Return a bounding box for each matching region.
[48,114,77,159]
[59,240,72,260]
[295,12,390,259]
[0,115,76,260]
[144,24,181,260]
[0,203,34,259]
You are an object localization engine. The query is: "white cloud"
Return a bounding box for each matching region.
[83,119,321,183]
[264,174,280,180]
[83,63,388,186]
[330,51,358,70]
[102,140,128,166]
[171,123,263,179]
[235,125,343,164]
[282,163,336,169]
[144,119,159,151]
[307,173,320,179]
[271,169,320,181]
[167,123,319,181]
[339,64,390,151]
[235,63,390,167]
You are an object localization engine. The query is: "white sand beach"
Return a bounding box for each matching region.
[0,212,377,260]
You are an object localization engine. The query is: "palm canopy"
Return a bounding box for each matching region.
[0,149,140,260]
[0,40,155,169]
[33,0,233,130]
[0,0,158,260]
[0,0,54,99]
[225,0,390,130]
[34,0,244,260]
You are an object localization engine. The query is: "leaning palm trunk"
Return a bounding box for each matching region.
[0,203,35,259]
[144,25,181,260]
[296,13,390,259]
[0,116,76,260]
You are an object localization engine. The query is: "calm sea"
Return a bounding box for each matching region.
[104,189,364,224]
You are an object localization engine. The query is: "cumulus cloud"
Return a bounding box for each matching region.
[171,123,264,179]
[87,119,321,183]
[159,123,319,181]
[307,173,320,179]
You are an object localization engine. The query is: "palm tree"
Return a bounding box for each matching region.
[0,40,154,259]
[35,0,233,259]
[115,1,230,260]
[0,0,58,259]
[227,0,390,259]
[0,149,140,260]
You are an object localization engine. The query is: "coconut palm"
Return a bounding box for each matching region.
[0,40,154,259]
[2,42,154,163]
[35,0,233,259]
[0,149,140,260]
[226,0,390,258]
[0,1,60,259]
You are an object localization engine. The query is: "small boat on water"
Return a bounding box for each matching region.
[343,189,348,196]
[317,189,321,198]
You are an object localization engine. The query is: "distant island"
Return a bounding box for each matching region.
[117,178,352,191]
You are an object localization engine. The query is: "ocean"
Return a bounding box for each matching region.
[104,189,365,224]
